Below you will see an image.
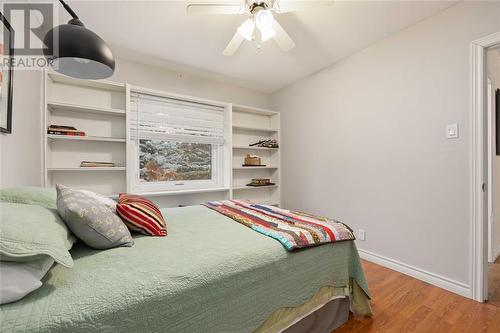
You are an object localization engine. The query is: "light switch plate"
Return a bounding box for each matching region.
[447,123,459,139]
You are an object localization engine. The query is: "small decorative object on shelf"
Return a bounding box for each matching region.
[249,139,279,148]
[80,161,115,168]
[243,154,265,167]
[247,178,275,187]
[48,125,86,136]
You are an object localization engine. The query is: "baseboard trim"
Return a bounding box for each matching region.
[358,248,472,299]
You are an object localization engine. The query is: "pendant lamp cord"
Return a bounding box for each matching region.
[59,0,79,20]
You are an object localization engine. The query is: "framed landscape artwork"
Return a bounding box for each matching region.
[0,12,14,134]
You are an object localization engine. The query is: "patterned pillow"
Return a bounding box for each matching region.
[78,189,117,212]
[116,194,167,236]
[56,185,134,250]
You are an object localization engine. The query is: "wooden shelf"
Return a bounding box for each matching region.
[233,125,279,133]
[233,199,280,206]
[232,104,279,116]
[48,72,125,92]
[233,185,279,191]
[47,167,126,171]
[232,145,278,151]
[133,188,231,197]
[47,135,126,143]
[48,101,126,117]
[233,166,278,170]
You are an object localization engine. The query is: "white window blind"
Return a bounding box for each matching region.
[130,93,225,145]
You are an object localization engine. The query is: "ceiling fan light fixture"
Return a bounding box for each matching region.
[187,0,298,55]
[237,18,255,41]
[255,9,274,31]
[261,27,276,42]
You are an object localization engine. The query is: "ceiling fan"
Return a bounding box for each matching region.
[186,0,333,56]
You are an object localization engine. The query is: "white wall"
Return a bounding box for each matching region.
[272,1,500,293]
[0,58,272,188]
[488,46,500,261]
[110,57,272,109]
[0,70,44,188]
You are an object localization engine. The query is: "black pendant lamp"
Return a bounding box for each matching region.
[44,0,115,79]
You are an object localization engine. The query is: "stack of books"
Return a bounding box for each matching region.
[47,125,86,136]
[246,178,275,187]
[80,161,115,168]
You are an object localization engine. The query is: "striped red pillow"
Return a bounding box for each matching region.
[116,194,167,237]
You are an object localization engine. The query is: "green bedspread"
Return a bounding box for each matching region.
[0,205,371,333]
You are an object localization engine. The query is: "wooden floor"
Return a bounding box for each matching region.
[489,256,500,308]
[336,260,500,332]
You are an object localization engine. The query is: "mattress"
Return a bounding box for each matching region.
[0,205,371,333]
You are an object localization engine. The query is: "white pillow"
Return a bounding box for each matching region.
[77,190,117,212]
[0,257,54,304]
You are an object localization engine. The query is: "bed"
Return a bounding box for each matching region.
[0,204,371,333]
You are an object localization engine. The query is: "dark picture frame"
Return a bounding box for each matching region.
[0,12,14,134]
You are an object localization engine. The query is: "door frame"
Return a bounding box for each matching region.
[471,31,500,302]
[487,78,495,264]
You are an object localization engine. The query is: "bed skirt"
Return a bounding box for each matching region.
[255,283,368,333]
[283,297,349,333]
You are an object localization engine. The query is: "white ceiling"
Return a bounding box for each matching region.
[65,1,458,93]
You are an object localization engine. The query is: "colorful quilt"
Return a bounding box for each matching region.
[203,200,355,250]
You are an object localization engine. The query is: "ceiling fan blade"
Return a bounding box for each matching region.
[273,0,334,13]
[223,30,245,56]
[272,19,295,52]
[187,3,246,15]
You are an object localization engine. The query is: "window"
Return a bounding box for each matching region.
[129,92,227,193]
[139,140,212,182]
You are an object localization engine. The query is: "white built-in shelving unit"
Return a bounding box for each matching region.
[42,72,280,207]
[231,104,281,207]
[43,72,127,196]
